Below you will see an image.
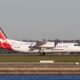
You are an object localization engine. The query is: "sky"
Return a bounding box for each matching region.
[0,0,80,40]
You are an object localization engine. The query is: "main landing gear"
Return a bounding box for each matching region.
[39,52,46,56]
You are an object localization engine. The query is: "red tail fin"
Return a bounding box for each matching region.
[0,27,7,41]
[0,27,12,50]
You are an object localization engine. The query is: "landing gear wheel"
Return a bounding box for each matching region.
[42,52,45,55]
[39,52,46,56]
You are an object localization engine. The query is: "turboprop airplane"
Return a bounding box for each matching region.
[0,27,80,55]
[0,27,55,55]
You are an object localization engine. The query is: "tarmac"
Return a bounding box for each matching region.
[0,62,80,74]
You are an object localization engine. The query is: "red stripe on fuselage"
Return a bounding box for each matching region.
[53,49,63,50]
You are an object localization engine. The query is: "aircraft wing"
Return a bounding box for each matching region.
[34,40,46,47]
[29,40,47,51]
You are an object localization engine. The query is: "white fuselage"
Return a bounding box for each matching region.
[52,43,80,52]
[8,39,37,52]
[7,39,80,53]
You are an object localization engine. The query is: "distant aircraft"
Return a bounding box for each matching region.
[0,27,54,55]
[0,27,80,55]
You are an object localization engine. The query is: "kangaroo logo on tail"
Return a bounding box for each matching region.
[0,27,7,42]
[0,27,12,50]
